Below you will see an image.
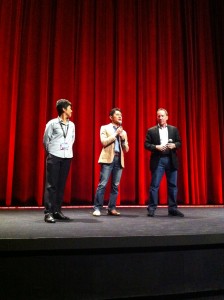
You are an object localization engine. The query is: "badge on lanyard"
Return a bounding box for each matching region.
[60,121,69,150]
[60,142,69,150]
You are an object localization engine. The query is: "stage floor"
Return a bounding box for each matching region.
[1,207,224,299]
[0,206,224,251]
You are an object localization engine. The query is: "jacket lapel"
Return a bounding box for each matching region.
[154,126,161,144]
[167,125,172,140]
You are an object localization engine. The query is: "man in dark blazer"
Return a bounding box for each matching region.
[144,108,184,217]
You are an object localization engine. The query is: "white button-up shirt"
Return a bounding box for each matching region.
[158,125,168,146]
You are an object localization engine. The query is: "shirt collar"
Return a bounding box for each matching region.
[58,116,69,125]
[158,124,167,129]
[111,122,119,129]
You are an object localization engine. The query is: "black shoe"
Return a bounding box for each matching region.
[147,210,155,217]
[53,211,70,220]
[44,213,56,223]
[168,209,184,217]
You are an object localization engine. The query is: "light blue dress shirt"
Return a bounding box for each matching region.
[43,117,75,158]
[113,126,120,153]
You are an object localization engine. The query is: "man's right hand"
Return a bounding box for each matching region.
[116,126,123,135]
[156,144,168,152]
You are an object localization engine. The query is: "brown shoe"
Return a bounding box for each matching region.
[107,209,121,216]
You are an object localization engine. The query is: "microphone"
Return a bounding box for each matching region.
[167,138,173,151]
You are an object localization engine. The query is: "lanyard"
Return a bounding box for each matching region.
[60,121,69,139]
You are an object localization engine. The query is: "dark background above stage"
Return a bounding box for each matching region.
[0,0,223,206]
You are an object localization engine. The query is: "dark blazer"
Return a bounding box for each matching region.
[144,125,181,171]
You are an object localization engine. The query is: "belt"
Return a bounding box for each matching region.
[114,152,120,156]
[159,154,170,157]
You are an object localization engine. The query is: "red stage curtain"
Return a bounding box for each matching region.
[0,0,223,206]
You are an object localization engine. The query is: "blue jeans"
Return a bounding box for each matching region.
[148,156,178,212]
[94,156,123,211]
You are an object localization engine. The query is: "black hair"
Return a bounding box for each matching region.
[109,107,122,117]
[56,99,72,116]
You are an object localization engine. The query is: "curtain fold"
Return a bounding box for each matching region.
[0,0,223,206]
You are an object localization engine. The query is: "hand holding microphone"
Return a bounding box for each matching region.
[116,121,127,144]
[167,138,176,149]
[116,121,123,136]
[156,139,173,152]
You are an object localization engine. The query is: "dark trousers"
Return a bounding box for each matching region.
[44,154,72,214]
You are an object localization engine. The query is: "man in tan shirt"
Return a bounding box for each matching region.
[93,108,129,216]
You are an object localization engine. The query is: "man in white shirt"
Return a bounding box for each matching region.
[43,99,75,223]
[144,108,184,217]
